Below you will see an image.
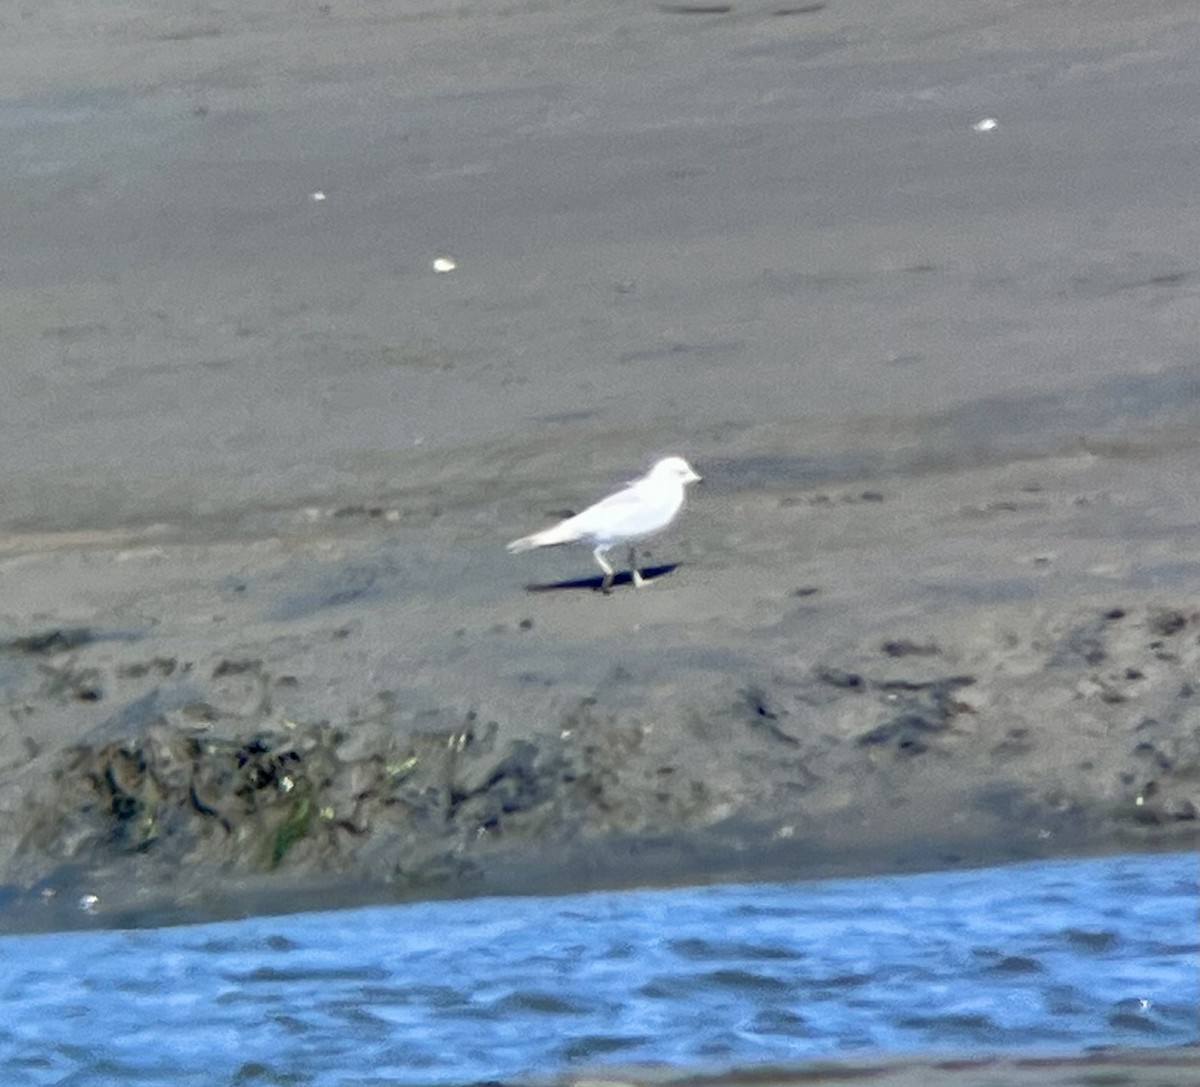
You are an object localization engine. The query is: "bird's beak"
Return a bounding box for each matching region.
[688,469,702,484]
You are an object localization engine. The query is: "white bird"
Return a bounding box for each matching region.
[507,456,702,592]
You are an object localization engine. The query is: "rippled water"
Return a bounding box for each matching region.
[1,852,1196,1086]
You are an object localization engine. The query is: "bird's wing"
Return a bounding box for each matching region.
[559,480,678,542]
[556,483,645,535]
[507,483,649,551]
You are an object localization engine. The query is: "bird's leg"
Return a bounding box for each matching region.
[593,547,615,593]
[628,546,648,589]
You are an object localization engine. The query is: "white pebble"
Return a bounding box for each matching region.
[311,190,327,202]
[79,893,99,914]
[972,118,998,133]
[432,256,457,273]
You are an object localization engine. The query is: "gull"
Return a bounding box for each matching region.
[507,456,702,592]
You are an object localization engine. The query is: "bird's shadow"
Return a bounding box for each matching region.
[525,563,679,594]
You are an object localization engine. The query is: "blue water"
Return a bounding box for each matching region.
[1,852,1196,1086]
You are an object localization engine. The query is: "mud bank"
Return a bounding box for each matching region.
[1,521,1195,930]
[3,1,1200,928]
[540,1048,1200,1087]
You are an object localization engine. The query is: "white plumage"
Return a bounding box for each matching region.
[507,456,702,592]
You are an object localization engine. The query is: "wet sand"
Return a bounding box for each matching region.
[1,1,1199,929]
[547,1048,1200,1087]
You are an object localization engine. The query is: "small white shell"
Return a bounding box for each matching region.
[311,190,327,202]
[972,117,998,133]
[432,256,457,273]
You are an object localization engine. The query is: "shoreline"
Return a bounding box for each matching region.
[541,1048,1200,1087]
[3,0,1199,931]
[2,501,1196,930]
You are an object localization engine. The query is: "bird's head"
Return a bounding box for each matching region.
[649,456,702,485]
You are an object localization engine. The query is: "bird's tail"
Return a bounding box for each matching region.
[506,523,576,553]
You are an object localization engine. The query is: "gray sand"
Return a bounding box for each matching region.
[542,1048,1200,1087]
[1,1,1198,928]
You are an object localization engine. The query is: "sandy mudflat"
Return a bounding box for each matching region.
[545,1048,1200,1087]
[1,0,1198,928]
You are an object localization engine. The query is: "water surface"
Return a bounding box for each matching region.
[1,852,1195,1086]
